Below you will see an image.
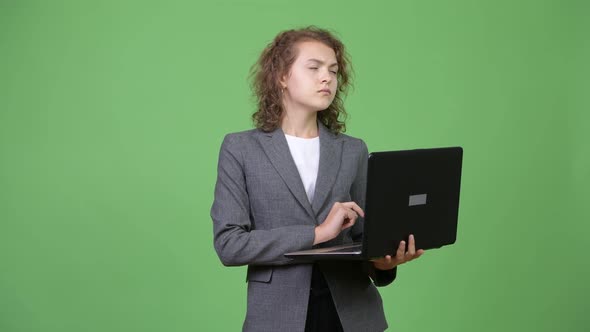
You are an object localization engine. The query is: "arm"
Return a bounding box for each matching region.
[211,134,316,266]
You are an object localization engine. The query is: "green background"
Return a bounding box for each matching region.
[1,0,588,331]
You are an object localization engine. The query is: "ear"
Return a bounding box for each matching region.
[279,75,288,89]
[279,68,292,89]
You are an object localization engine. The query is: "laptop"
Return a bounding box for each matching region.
[284,146,463,260]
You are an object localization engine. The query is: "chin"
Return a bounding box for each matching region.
[313,102,333,111]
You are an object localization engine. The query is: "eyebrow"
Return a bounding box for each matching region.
[306,59,339,68]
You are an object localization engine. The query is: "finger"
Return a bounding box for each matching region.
[407,234,416,256]
[415,249,425,258]
[342,208,357,221]
[337,205,356,220]
[395,241,406,262]
[382,255,392,268]
[408,248,425,262]
[341,218,356,230]
[341,201,365,218]
[346,209,358,220]
[341,212,357,229]
[370,255,390,263]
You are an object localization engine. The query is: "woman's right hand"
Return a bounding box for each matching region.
[313,202,365,245]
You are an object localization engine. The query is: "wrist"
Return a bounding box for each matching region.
[313,225,327,245]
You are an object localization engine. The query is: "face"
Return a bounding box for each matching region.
[280,40,338,113]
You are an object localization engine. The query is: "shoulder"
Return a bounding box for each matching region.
[222,128,259,142]
[215,129,261,166]
[220,128,262,149]
[335,132,368,155]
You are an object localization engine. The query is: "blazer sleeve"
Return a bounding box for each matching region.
[349,139,397,287]
[210,134,316,267]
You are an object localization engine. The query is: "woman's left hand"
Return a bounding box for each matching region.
[371,234,424,270]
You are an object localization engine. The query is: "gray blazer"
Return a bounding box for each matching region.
[211,122,396,332]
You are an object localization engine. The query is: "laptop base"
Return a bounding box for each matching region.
[285,243,366,260]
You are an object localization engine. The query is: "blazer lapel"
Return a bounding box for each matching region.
[311,123,343,216]
[257,128,316,221]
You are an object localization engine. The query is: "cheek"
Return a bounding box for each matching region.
[288,73,307,88]
[293,76,314,92]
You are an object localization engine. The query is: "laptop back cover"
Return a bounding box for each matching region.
[363,147,463,258]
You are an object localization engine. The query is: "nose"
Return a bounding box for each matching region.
[321,69,332,83]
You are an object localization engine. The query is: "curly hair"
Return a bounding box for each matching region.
[249,26,354,134]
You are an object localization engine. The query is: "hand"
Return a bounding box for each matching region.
[314,202,364,245]
[371,234,424,270]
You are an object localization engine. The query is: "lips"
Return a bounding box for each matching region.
[318,89,331,94]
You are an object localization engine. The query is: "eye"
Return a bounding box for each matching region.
[330,70,338,74]
[309,67,318,70]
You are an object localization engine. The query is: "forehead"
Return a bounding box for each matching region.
[294,41,337,64]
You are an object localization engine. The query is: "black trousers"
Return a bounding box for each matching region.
[304,264,344,332]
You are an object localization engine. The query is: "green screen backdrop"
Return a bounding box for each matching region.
[1,0,588,331]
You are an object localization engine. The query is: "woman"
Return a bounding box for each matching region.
[211,26,423,332]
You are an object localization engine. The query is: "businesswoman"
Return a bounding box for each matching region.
[211,26,423,332]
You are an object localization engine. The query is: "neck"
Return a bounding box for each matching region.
[281,109,319,138]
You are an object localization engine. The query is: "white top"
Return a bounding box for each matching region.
[284,134,320,203]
